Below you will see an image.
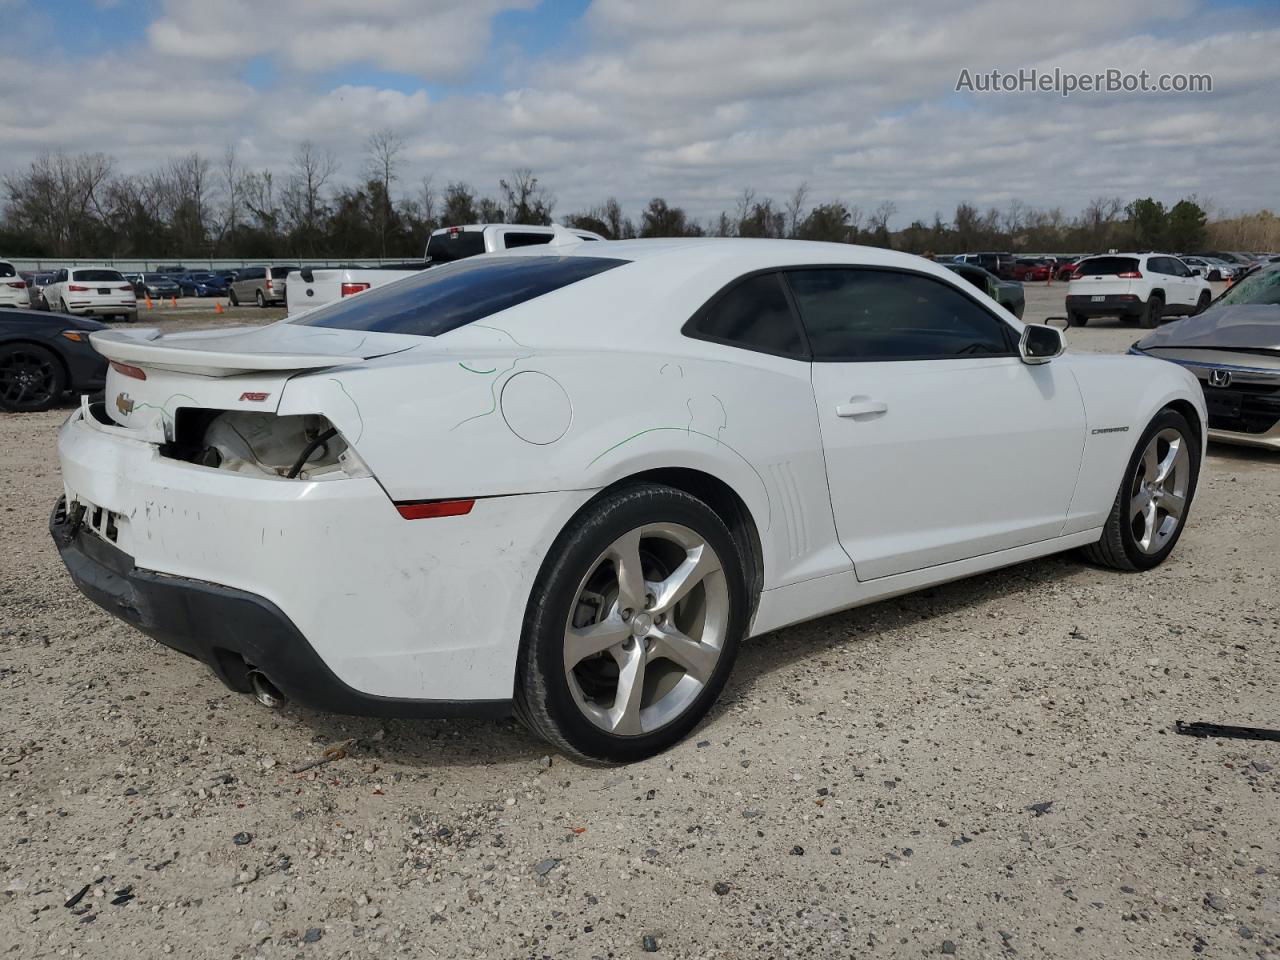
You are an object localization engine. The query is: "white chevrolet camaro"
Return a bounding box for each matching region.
[53,236,1206,762]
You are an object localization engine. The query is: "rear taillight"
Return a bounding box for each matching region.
[340,282,370,297]
[265,278,274,290]
[119,285,133,293]
[1117,271,1142,278]
[6,280,26,288]
[68,284,89,292]
[395,499,475,520]
[110,360,147,380]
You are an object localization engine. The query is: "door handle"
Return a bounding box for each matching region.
[835,397,888,419]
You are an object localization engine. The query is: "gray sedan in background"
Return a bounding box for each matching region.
[1132,263,1280,450]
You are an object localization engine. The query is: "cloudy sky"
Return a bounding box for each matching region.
[2,0,1278,227]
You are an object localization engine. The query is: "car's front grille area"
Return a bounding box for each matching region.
[1201,380,1280,435]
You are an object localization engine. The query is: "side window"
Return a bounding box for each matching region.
[1150,257,1173,276]
[685,272,805,358]
[503,232,553,249]
[785,268,1015,362]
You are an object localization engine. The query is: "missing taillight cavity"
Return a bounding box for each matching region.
[160,410,371,481]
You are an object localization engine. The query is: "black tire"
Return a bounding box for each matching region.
[1193,291,1211,315]
[1139,294,1164,328]
[515,483,749,764]
[0,342,67,413]
[255,290,266,308]
[58,298,70,315]
[1066,311,1088,327]
[1080,409,1200,572]
[1208,269,1221,282]
[228,288,239,307]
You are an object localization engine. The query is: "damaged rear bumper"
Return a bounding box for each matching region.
[49,496,510,718]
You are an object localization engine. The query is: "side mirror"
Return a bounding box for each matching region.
[1019,324,1065,364]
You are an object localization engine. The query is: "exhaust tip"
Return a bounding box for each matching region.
[248,670,286,709]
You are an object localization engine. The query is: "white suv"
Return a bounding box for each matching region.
[42,267,138,321]
[0,260,32,308]
[1065,253,1211,328]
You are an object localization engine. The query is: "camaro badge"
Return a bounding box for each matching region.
[1208,369,1232,388]
[116,393,134,416]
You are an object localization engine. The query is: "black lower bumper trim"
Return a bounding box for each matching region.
[1065,294,1143,317]
[49,497,511,720]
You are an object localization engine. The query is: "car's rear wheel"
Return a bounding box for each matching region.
[1081,409,1199,571]
[1140,294,1164,328]
[1193,291,1211,315]
[58,298,70,314]
[516,483,747,763]
[1066,311,1087,327]
[0,343,66,413]
[255,290,266,308]
[228,288,239,306]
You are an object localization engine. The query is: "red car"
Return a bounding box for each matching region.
[1054,258,1082,281]
[1011,258,1052,282]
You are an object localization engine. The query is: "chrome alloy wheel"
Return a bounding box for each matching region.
[563,522,730,736]
[1129,427,1191,555]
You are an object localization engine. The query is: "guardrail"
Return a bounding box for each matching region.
[2,257,419,272]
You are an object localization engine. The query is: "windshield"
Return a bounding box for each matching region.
[73,269,124,282]
[292,255,627,337]
[144,273,171,282]
[1217,266,1280,307]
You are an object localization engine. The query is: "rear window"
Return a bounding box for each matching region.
[1074,257,1139,276]
[427,230,487,263]
[73,269,124,282]
[270,266,296,279]
[292,256,628,337]
[0,262,14,277]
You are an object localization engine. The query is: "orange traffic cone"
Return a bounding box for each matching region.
[145,295,153,310]
[170,296,177,308]
[215,301,224,314]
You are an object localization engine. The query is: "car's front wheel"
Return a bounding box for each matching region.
[516,483,748,763]
[1081,409,1200,571]
[0,343,66,412]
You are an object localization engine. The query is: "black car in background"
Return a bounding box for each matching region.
[0,310,107,412]
[140,273,182,299]
[944,262,1026,318]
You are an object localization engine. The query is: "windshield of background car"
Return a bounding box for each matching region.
[73,269,124,282]
[1074,257,1139,276]
[1217,266,1280,307]
[144,273,169,282]
[292,256,629,336]
[427,231,487,263]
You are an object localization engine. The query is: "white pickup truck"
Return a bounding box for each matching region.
[286,222,604,315]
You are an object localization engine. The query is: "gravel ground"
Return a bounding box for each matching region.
[2,284,1278,959]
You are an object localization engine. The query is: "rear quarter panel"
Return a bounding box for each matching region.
[280,335,847,591]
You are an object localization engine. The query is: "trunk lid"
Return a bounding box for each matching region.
[91,322,420,440]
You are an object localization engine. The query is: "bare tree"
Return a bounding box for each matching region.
[498,168,554,225]
[785,182,810,238]
[365,130,404,256]
[285,140,338,249]
[217,144,244,247]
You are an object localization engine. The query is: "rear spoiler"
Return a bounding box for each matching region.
[90,328,368,377]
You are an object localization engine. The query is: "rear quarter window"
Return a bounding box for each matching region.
[292,256,627,336]
[0,262,15,278]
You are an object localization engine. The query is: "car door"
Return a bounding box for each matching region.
[788,266,1086,581]
[1150,257,1189,310]
[1167,258,1202,309]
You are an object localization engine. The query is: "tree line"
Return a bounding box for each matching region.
[0,136,1252,262]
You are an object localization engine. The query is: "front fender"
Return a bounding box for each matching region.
[1061,353,1206,534]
